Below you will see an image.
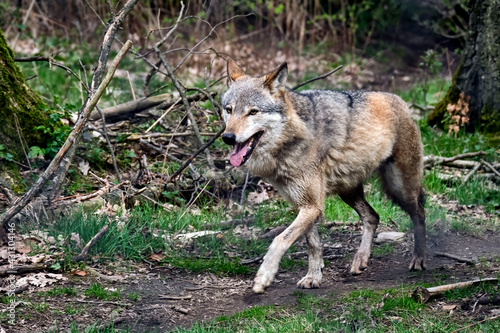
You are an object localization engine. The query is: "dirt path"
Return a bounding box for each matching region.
[6,231,499,332]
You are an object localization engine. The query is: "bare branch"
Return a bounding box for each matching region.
[14,56,88,91]
[174,14,253,72]
[291,65,344,91]
[96,106,121,182]
[165,126,225,184]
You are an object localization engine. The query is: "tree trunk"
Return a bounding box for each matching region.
[428,0,500,133]
[0,29,49,186]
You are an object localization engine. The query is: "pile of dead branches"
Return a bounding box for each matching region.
[424,151,500,183]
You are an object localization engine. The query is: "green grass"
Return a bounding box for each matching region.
[420,121,496,158]
[40,286,78,297]
[84,283,120,300]
[372,243,394,257]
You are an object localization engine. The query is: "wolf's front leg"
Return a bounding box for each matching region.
[297,224,324,289]
[253,206,322,293]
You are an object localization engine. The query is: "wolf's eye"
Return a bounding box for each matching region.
[249,108,259,115]
[225,106,232,114]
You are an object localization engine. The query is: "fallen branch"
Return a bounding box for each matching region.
[241,255,264,265]
[463,161,482,183]
[85,266,124,283]
[72,225,109,262]
[89,92,213,121]
[75,299,131,307]
[434,251,477,264]
[424,151,486,168]
[0,263,49,277]
[159,294,193,300]
[412,277,497,303]
[481,159,500,178]
[51,181,128,206]
[126,131,218,141]
[259,225,287,239]
[171,306,189,315]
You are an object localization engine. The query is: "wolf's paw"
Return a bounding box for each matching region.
[409,255,426,271]
[350,253,369,275]
[297,275,321,289]
[252,283,267,294]
[252,272,274,294]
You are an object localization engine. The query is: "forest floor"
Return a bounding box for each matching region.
[4,221,500,332]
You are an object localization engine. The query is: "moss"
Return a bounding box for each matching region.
[0,28,49,162]
[0,162,24,194]
[427,61,462,128]
[480,104,500,133]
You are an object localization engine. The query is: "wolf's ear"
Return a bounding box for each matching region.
[264,62,288,93]
[227,58,246,85]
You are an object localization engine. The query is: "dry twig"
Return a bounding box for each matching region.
[291,65,344,90]
[412,277,497,303]
[463,161,482,183]
[72,225,109,262]
[434,251,477,264]
[481,159,500,178]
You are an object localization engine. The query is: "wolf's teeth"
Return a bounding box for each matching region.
[247,137,255,150]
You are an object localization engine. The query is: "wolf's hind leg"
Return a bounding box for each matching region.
[379,155,427,271]
[340,184,380,275]
[253,206,322,293]
[297,224,324,289]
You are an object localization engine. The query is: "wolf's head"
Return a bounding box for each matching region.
[221,58,288,167]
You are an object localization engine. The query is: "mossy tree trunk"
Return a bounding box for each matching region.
[0,29,49,173]
[428,0,500,133]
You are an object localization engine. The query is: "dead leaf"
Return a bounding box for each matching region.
[0,248,8,260]
[16,240,32,254]
[31,254,46,264]
[148,252,166,261]
[443,305,457,311]
[70,233,82,249]
[71,269,87,276]
[79,160,90,175]
[17,272,67,288]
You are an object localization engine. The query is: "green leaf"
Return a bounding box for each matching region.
[29,146,45,159]
[50,262,61,270]
[274,4,284,14]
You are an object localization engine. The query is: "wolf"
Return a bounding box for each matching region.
[221,59,427,294]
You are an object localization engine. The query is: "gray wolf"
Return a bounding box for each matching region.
[221,59,427,294]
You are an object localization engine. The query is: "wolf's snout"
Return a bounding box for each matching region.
[222,133,236,146]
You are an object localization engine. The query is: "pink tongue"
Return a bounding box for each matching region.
[229,141,250,167]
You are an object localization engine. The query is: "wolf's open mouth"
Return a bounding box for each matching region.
[229,131,264,167]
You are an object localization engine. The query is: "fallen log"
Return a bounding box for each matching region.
[90,92,215,121]
[412,277,497,303]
